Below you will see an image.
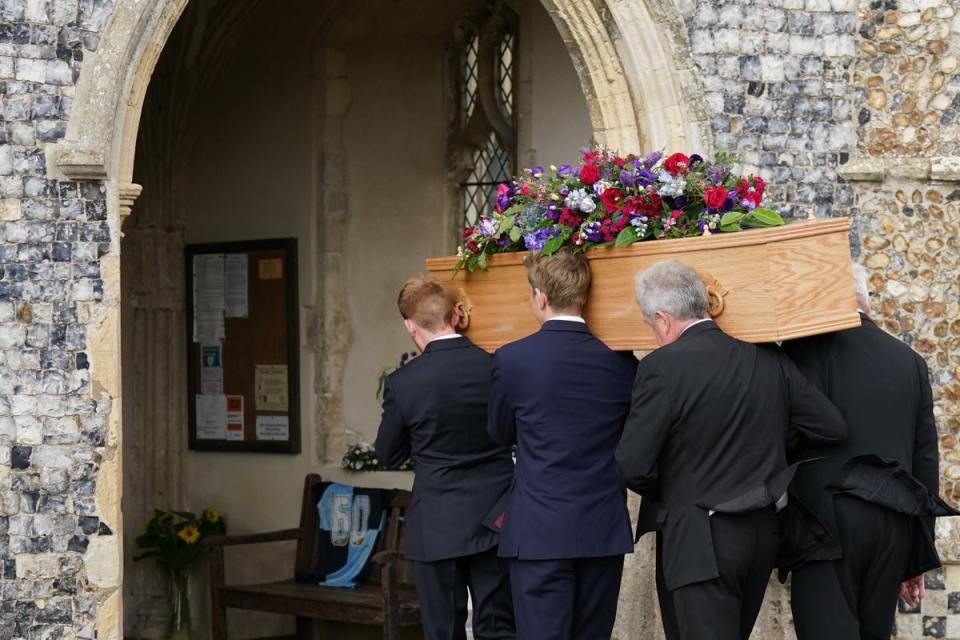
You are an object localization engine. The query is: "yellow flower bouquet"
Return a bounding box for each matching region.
[135,507,226,638]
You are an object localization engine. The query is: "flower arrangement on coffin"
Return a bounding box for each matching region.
[135,508,226,639]
[456,147,785,272]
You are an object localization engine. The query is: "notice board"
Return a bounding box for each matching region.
[185,238,300,453]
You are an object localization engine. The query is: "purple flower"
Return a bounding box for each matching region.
[619,170,637,188]
[689,154,704,167]
[559,186,571,198]
[557,164,576,178]
[706,164,728,186]
[670,196,689,209]
[496,234,512,247]
[479,217,498,237]
[523,227,559,252]
[532,165,544,177]
[546,206,561,222]
[643,151,663,169]
[635,170,656,186]
[581,221,604,243]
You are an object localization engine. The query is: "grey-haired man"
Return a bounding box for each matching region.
[615,259,846,640]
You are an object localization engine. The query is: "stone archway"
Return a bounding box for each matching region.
[47,1,710,636]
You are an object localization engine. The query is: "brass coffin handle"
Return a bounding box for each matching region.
[454,289,473,331]
[700,273,728,318]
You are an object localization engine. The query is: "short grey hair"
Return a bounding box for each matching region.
[853,263,870,308]
[633,260,710,322]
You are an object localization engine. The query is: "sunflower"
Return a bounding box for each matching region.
[203,507,221,524]
[177,524,201,545]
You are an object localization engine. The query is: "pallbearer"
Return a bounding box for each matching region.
[374,275,515,640]
[616,259,847,640]
[783,264,956,640]
[487,248,637,640]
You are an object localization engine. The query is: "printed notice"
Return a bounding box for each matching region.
[225,395,244,441]
[224,254,248,318]
[255,364,288,411]
[256,415,289,441]
[193,254,225,343]
[200,344,222,394]
[258,258,283,280]
[196,394,227,440]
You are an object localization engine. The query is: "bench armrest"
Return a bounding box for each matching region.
[371,550,405,566]
[202,528,302,548]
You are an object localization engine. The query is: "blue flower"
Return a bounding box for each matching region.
[523,227,559,251]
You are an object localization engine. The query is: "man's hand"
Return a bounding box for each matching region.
[900,574,925,608]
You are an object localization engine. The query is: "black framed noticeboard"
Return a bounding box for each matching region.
[185,238,300,453]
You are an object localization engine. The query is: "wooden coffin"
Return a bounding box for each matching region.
[425,218,861,351]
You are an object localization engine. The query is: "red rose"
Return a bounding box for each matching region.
[580,164,601,185]
[600,188,623,213]
[583,150,601,165]
[703,186,728,210]
[558,208,583,228]
[671,210,683,220]
[640,192,664,218]
[613,156,625,168]
[664,153,690,176]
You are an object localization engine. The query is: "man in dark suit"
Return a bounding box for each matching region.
[615,259,847,640]
[375,275,515,640]
[486,247,637,640]
[782,264,954,640]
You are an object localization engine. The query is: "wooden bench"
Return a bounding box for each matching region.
[203,474,420,639]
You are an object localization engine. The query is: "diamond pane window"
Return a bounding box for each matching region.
[449,8,519,237]
[462,132,513,227]
[497,32,515,118]
[462,34,479,129]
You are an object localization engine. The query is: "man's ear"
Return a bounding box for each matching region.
[533,288,548,310]
[403,318,418,338]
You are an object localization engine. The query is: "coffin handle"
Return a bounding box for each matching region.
[454,289,473,331]
[701,274,728,318]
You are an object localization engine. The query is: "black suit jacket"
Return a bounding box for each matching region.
[782,313,953,578]
[615,321,847,591]
[374,336,514,562]
[487,320,637,559]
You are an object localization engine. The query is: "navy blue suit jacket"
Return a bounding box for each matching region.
[487,320,637,560]
[375,336,514,562]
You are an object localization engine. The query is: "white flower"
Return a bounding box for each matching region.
[579,198,597,214]
[592,180,612,196]
[564,188,589,210]
[657,172,686,197]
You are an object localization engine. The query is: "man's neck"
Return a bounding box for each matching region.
[425,328,459,343]
[679,317,712,336]
[543,309,584,323]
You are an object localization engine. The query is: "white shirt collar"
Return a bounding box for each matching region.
[548,315,586,324]
[680,318,712,336]
[856,308,868,315]
[428,333,462,343]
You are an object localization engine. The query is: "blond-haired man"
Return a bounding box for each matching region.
[375,275,515,640]
[487,248,637,639]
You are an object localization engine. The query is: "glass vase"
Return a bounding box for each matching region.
[166,569,192,640]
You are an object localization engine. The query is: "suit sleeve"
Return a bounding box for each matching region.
[615,361,671,496]
[373,377,411,470]
[487,352,517,446]
[913,356,940,495]
[780,352,848,449]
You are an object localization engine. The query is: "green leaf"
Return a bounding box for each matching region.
[541,234,565,256]
[748,207,785,227]
[720,211,745,227]
[614,226,639,247]
[718,223,741,233]
[476,252,488,270]
[498,215,515,234]
[509,226,522,243]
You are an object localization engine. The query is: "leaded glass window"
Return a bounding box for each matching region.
[448,6,519,231]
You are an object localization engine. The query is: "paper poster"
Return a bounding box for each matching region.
[196,394,227,440]
[256,415,289,441]
[224,254,248,318]
[255,364,288,411]
[225,395,244,441]
[258,258,283,280]
[193,254,225,343]
[200,344,222,394]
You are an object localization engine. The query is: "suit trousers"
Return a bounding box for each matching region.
[508,555,624,640]
[413,547,515,640]
[792,495,913,640]
[657,509,779,640]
